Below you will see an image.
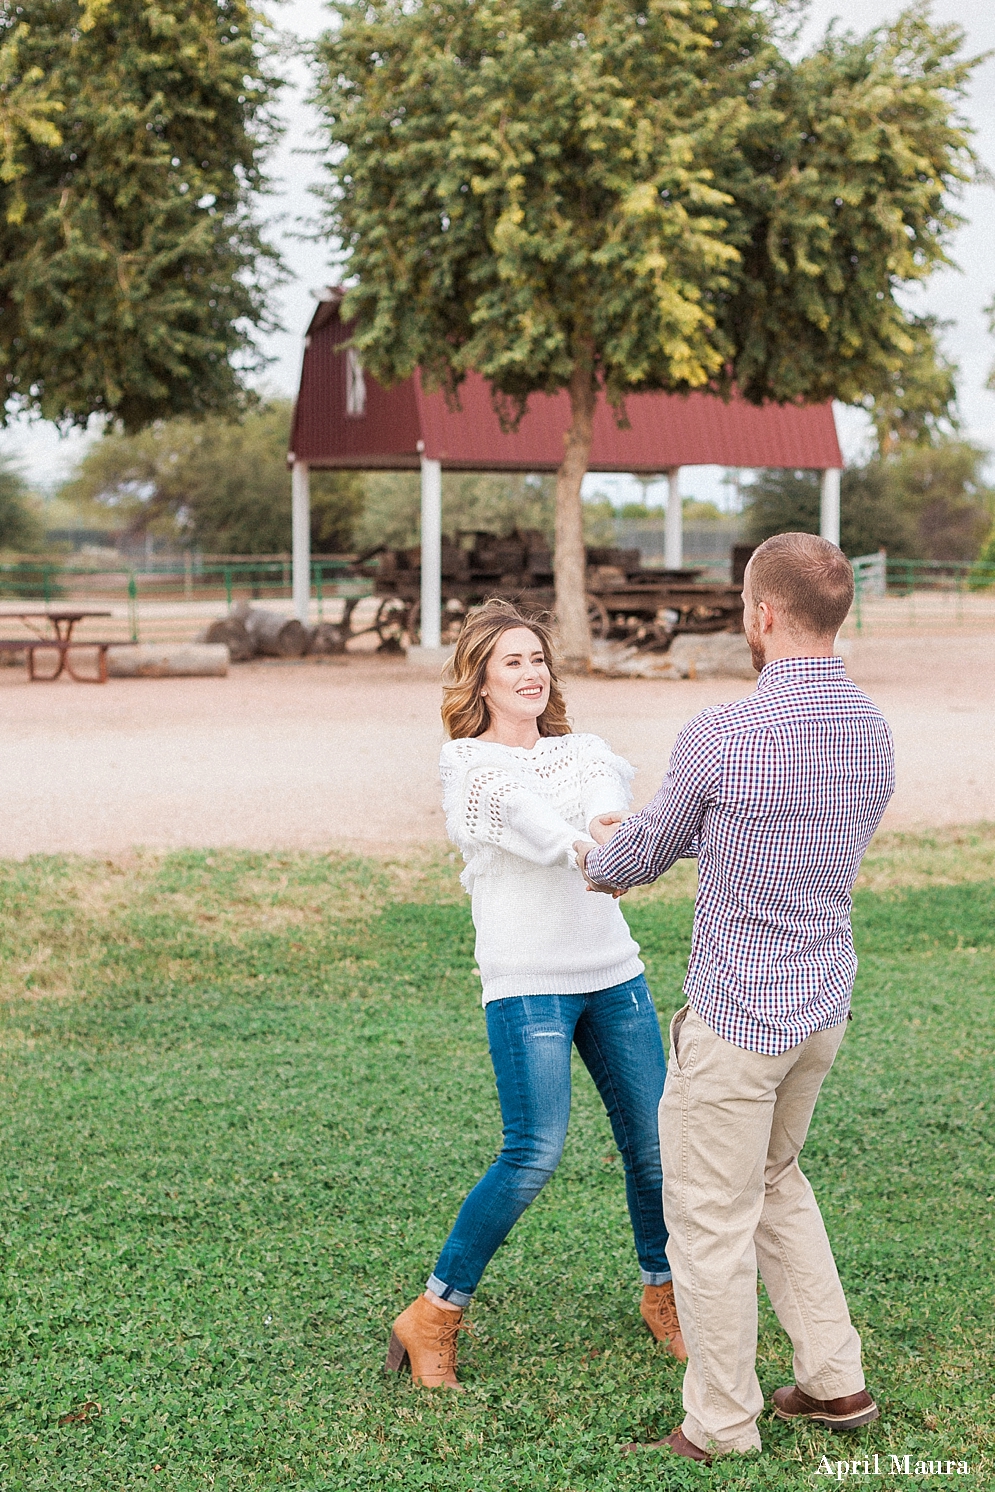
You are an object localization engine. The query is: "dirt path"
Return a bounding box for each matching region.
[2,633,993,859]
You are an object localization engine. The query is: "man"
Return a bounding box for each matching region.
[577,533,895,1462]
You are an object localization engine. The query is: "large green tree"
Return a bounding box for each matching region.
[315,0,977,665]
[0,0,282,431]
[60,402,366,555]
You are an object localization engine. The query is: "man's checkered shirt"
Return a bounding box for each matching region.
[585,657,895,1055]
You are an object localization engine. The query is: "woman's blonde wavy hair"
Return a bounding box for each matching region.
[441,599,571,741]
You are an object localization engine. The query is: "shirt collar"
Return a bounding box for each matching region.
[756,655,846,690]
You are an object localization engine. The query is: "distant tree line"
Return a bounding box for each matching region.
[5,418,994,567]
[0,460,41,550]
[55,402,363,555]
[744,442,994,564]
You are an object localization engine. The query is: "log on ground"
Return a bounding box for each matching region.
[200,617,254,661]
[107,644,230,678]
[307,621,347,655]
[243,608,309,658]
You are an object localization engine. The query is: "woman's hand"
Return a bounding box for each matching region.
[574,839,626,898]
[589,812,623,846]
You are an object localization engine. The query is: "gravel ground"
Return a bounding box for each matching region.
[2,632,993,859]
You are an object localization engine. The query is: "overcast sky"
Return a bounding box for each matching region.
[7,0,994,498]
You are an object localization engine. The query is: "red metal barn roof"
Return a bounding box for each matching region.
[290,296,842,472]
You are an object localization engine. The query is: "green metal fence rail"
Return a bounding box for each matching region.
[848,555,995,593]
[0,556,369,599]
[0,556,373,645]
[880,557,995,594]
[847,554,995,634]
[5,551,991,594]
[2,552,993,645]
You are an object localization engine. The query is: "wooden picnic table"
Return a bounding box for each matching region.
[0,610,114,682]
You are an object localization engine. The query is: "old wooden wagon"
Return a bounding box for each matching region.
[352,529,743,650]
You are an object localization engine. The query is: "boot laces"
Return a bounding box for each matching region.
[436,1315,472,1366]
[652,1291,680,1334]
[658,1302,679,1333]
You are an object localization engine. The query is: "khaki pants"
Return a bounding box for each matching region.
[660,1005,864,1455]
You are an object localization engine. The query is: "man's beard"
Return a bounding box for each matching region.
[745,620,766,673]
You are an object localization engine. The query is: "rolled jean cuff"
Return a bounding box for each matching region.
[426,1274,473,1309]
[641,1268,672,1286]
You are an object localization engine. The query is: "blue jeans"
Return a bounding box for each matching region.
[427,974,671,1307]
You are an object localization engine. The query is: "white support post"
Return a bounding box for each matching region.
[291,459,311,624]
[419,456,443,650]
[664,466,683,570]
[820,468,841,548]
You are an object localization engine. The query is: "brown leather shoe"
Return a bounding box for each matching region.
[640,1282,688,1360]
[620,1427,712,1464]
[666,1428,712,1463]
[772,1384,879,1430]
[385,1295,467,1389]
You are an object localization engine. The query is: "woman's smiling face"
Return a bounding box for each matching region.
[480,626,551,730]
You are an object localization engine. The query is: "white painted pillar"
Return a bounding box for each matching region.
[664,466,683,569]
[420,455,443,649]
[291,459,311,623]
[820,468,841,548]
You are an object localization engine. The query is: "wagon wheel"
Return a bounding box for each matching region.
[441,598,468,644]
[375,596,412,650]
[585,595,610,640]
[409,600,469,646]
[341,597,361,638]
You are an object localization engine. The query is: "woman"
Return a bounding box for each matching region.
[386,600,682,1389]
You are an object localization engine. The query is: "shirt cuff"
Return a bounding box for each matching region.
[582,842,613,882]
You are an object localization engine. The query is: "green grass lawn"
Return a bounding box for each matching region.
[0,831,992,1490]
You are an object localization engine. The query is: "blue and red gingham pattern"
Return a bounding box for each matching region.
[585,656,895,1055]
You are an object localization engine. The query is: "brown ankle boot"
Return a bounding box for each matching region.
[385,1295,466,1389]
[640,1282,687,1361]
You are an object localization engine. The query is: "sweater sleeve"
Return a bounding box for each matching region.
[576,734,636,828]
[441,750,581,868]
[463,765,581,867]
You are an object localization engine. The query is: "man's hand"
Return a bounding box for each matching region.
[588,812,623,846]
[574,839,626,898]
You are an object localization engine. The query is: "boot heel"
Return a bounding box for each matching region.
[385,1331,410,1374]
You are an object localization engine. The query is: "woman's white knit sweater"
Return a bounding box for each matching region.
[440,732,644,1003]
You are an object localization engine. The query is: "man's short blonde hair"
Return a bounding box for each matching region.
[747,532,854,636]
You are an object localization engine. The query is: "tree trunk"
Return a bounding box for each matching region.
[554,361,597,671]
